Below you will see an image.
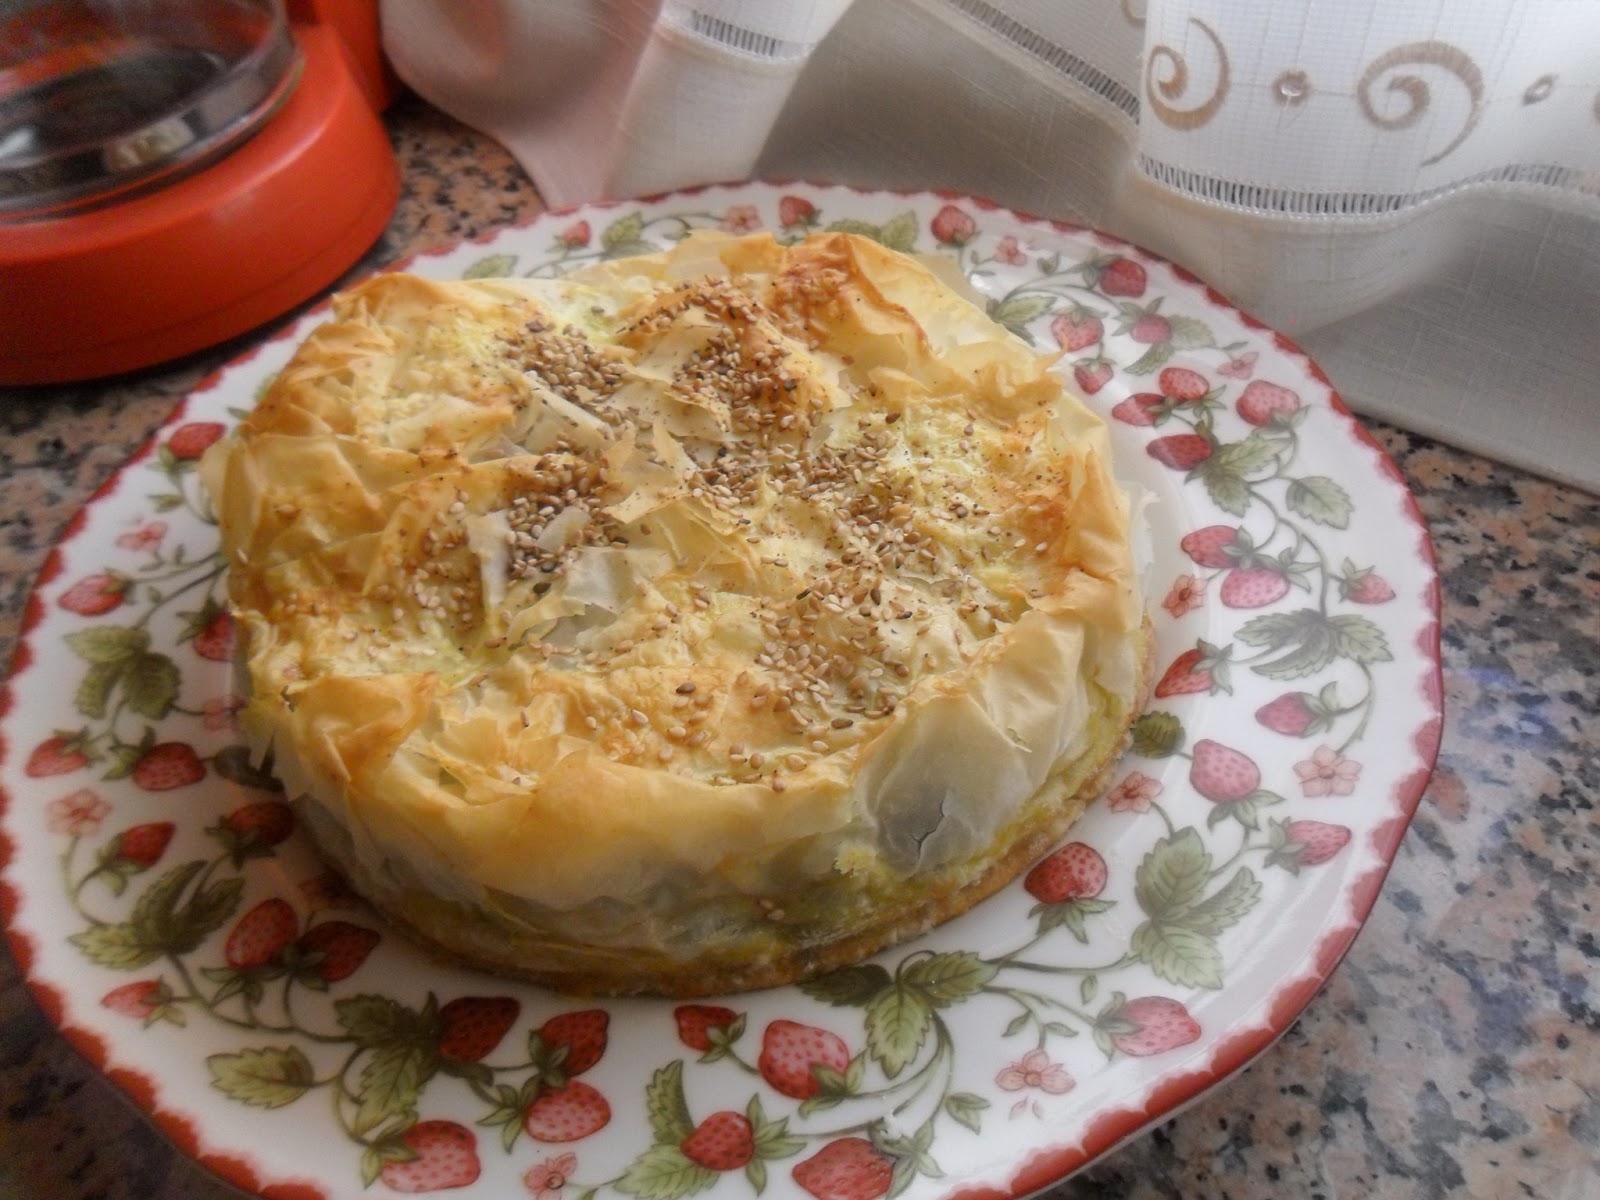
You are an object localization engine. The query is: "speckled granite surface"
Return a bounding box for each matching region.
[1,97,1596,1200]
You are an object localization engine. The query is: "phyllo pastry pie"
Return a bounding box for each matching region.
[203,231,1148,995]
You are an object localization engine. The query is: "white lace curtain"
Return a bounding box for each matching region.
[383,0,1600,488]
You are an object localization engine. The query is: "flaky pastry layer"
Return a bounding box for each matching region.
[204,232,1145,990]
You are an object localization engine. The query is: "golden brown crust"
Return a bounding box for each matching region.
[304,618,1151,996]
[208,231,1149,993]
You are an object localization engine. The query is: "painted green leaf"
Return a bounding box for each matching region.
[1330,615,1393,663]
[1236,609,1316,647]
[943,1092,989,1133]
[75,660,125,719]
[604,239,658,259]
[463,253,518,279]
[65,626,148,664]
[123,652,180,720]
[212,745,284,792]
[1129,711,1185,757]
[1130,921,1224,988]
[900,952,996,1006]
[1125,341,1175,375]
[1198,467,1249,516]
[988,294,1053,335]
[1134,829,1211,918]
[69,922,158,969]
[888,1156,918,1199]
[865,986,932,1079]
[825,218,881,239]
[601,212,646,251]
[172,876,245,954]
[616,1144,717,1200]
[800,962,892,1007]
[1254,628,1339,680]
[1286,475,1353,529]
[1213,435,1277,475]
[1176,867,1262,935]
[744,1159,767,1194]
[878,211,919,252]
[753,1130,805,1160]
[130,860,204,942]
[354,1042,434,1135]
[207,1046,314,1108]
[336,994,417,1047]
[1166,314,1214,349]
[645,1061,694,1145]
[1237,609,1340,680]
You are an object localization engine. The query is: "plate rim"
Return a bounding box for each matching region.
[0,179,1444,1200]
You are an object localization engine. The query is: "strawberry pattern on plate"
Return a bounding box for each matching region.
[0,183,1440,1200]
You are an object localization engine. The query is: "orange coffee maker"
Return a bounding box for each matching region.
[0,0,399,385]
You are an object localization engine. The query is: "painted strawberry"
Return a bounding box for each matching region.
[759,1020,850,1100]
[1256,693,1318,736]
[224,898,298,969]
[1219,566,1289,609]
[1342,565,1395,604]
[558,220,591,249]
[675,1004,739,1052]
[380,1121,481,1193]
[523,1081,611,1143]
[930,204,976,245]
[58,573,128,616]
[1153,648,1213,698]
[1157,367,1209,403]
[101,980,165,1020]
[297,920,379,982]
[1050,313,1102,352]
[1098,257,1146,298]
[1189,739,1260,803]
[1146,434,1212,470]
[681,1111,755,1171]
[1179,524,1240,568]
[779,196,818,228]
[1129,313,1171,344]
[223,801,294,847]
[193,612,235,661]
[1110,997,1201,1057]
[1073,360,1112,395]
[539,1010,608,1076]
[1110,393,1163,426]
[1284,820,1352,865]
[438,996,521,1063]
[1024,842,1106,902]
[1236,381,1301,426]
[167,422,225,460]
[26,734,90,777]
[109,822,174,868]
[792,1138,893,1200]
[131,742,205,791]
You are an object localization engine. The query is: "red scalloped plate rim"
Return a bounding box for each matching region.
[0,180,1443,1200]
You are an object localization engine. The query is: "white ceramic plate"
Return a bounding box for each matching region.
[0,184,1441,1200]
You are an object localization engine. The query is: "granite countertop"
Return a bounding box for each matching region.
[1,98,1596,1200]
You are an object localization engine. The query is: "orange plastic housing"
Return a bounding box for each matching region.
[0,12,398,385]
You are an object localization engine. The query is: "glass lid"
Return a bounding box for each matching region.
[0,0,300,219]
